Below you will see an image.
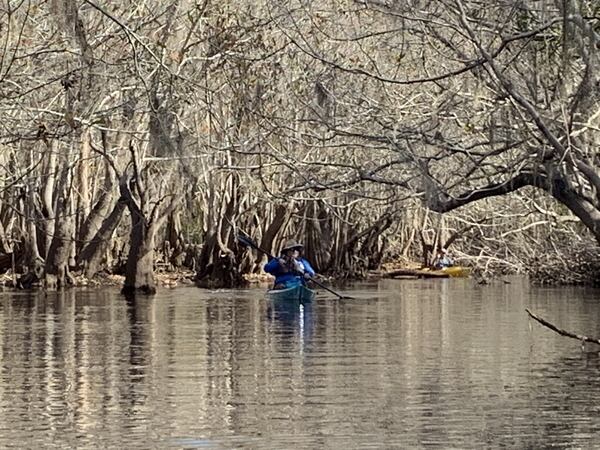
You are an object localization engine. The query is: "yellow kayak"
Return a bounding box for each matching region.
[385,266,470,279]
[438,266,469,278]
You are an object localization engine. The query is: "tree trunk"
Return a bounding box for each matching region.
[304,201,332,272]
[255,203,290,272]
[78,150,116,251]
[76,129,92,240]
[119,161,181,294]
[78,198,126,278]
[44,214,75,289]
[20,186,43,271]
[41,142,58,258]
[44,162,75,289]
[195,175,246,288]
[165,211,185,267]
[122,209,156,295]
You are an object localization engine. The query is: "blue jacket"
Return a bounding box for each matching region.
[264,257,316,287]
[434,255,453,269]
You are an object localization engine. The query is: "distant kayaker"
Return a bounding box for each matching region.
[264,239,316,289]
[433,248,453,269]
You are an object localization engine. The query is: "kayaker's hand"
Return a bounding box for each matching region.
[303,272,311,280]
[278,258,289,272]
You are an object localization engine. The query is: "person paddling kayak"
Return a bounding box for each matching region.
[433,248,454,269]
[264,239,316,289]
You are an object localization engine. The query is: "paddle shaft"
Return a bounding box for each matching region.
[237,234,351,299]
[308,277,349,300]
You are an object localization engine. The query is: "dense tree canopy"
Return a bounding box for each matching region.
[1,0,599,291]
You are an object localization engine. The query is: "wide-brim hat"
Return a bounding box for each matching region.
[281,239,303,252]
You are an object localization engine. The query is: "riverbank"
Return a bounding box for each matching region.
[1,253,598,290]
[0,269,198,290]
[0,269,279,291]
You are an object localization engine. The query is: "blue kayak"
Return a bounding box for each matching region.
[266,284,316,303]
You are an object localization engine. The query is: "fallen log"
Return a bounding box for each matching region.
[525,308,600,347]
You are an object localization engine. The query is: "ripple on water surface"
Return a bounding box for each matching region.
[0,281,599,448]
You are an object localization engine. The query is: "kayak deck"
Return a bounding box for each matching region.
[266,284,316,303]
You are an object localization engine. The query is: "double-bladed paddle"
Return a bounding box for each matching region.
[237,234,353,300]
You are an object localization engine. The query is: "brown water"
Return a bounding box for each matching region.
[0,278,599,448]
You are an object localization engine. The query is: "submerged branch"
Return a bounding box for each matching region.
[526,308,600,345]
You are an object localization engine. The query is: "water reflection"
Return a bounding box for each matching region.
[0,282,599,447]
[267,300,314,333]
[267,300,315,363]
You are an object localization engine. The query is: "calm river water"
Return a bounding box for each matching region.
[0,278,599,448]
